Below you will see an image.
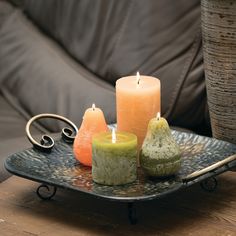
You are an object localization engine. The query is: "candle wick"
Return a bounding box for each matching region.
[92,103,96,111]
[112,128,116,143]
[136,71,140,86]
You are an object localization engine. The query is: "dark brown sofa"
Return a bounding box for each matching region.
[0,0,211,182]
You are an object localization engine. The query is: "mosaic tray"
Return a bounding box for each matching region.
[5,130,236,202]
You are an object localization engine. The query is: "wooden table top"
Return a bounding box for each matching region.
[0,173,236,236]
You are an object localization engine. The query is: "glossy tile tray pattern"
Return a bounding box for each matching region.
[5,130,236,202]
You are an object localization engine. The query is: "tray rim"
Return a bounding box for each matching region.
[4,159,184,202]
[5,158,236,202]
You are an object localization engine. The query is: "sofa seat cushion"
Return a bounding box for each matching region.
[0,91,45,182]
[0,92,42,142]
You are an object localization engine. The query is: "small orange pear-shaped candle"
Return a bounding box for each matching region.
[73,104,108,166]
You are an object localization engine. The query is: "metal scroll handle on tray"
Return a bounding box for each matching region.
[183,155,236,181]
[26,113,78,152]
[183,154,236,192]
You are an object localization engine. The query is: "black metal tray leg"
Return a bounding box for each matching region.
[36,184,57,200]
[128,202,137,225]
[200,177,218,192]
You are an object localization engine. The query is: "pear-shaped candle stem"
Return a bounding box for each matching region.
[140,116,181,177]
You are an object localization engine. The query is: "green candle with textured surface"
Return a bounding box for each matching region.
[92,130,137,185]
[140,113,181,177]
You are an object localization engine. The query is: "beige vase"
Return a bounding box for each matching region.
[201,0,236,144]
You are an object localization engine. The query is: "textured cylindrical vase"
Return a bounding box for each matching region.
[201,0,236,144]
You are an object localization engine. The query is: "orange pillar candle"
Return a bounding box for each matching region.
[116,72,161,150]
[73,104,108,166]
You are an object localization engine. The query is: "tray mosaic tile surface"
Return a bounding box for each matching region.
[5,130,236,202]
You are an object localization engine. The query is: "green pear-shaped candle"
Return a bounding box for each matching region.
[140,113,181,177]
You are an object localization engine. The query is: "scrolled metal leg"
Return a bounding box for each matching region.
[200,177,218,192]
[128,202,137,225]
[36,184,57,200]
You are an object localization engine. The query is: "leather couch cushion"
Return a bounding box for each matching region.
[0,2,116,131]
[0,92,42,141]
[21,0,209,130]
[0,92,44,182]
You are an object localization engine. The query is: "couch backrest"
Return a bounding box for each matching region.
[22,0,208,130]
[1,0,210,132]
